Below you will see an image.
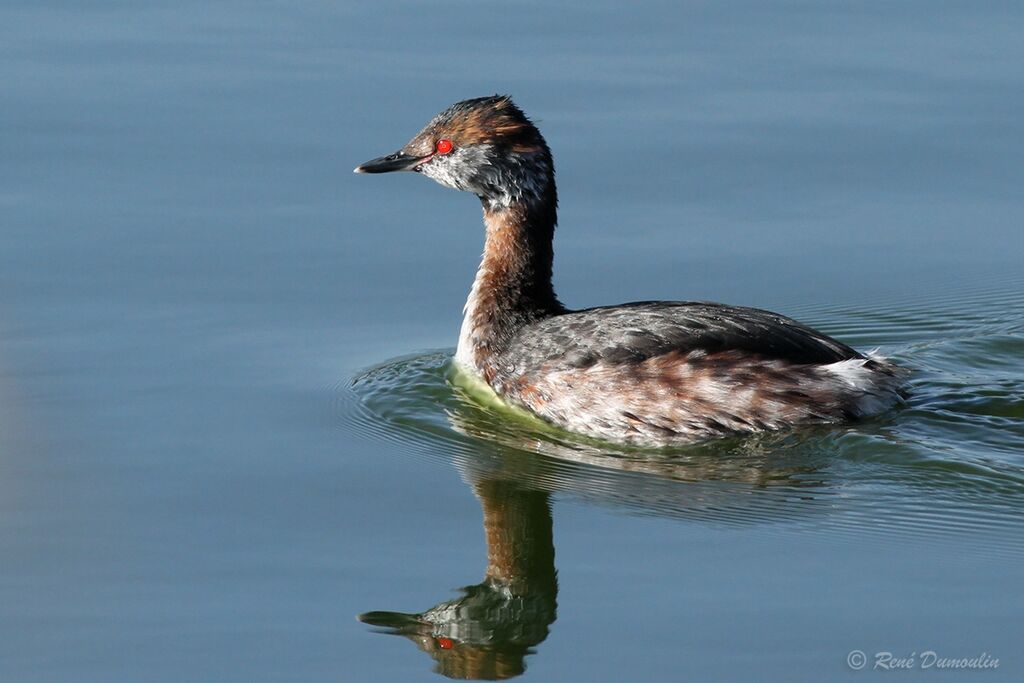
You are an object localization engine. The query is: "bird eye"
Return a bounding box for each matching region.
[435,139,454,155]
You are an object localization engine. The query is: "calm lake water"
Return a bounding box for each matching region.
[2,2,1022,681]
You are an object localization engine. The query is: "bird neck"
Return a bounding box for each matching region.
[455,192,563,375]
[475,478,557,597]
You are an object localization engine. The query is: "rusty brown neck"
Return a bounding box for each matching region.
[474,478,557,597]
[455,196,563,373]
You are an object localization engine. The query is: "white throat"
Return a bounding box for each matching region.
[454,261,488,372]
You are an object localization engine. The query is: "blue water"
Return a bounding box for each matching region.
[1,2,1022,681]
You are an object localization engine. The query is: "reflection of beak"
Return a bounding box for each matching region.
[353,150,428,174]
[357,610,424,631]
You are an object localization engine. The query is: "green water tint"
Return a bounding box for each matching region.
[346,286,1024,550]
[4,2,1023,678]
[348,310,1024,678]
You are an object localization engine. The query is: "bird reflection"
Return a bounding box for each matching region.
[354,355,838,679]
[359,477,556,680]
[356,426,832,680]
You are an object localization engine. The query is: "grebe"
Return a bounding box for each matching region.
[355,96,906,445]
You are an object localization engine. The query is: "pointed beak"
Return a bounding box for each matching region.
[353,150,427,174]
[357,611,424,630]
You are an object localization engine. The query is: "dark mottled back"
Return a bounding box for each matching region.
[499,301,862,371]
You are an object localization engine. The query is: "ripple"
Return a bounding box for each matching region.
[337,279,1024,556]
[342,329,1024,557]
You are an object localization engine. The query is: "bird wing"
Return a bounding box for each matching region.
[505,301,861,368]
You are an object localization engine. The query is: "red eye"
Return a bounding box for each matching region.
[435,139,454,155]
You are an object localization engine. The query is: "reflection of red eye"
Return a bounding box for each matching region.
[435,139,454,155]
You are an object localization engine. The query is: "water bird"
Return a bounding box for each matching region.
[355,96,906,445]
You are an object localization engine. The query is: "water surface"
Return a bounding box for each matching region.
[1,1,1022,681]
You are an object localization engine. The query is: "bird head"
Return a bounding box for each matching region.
[355,95,554,210]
